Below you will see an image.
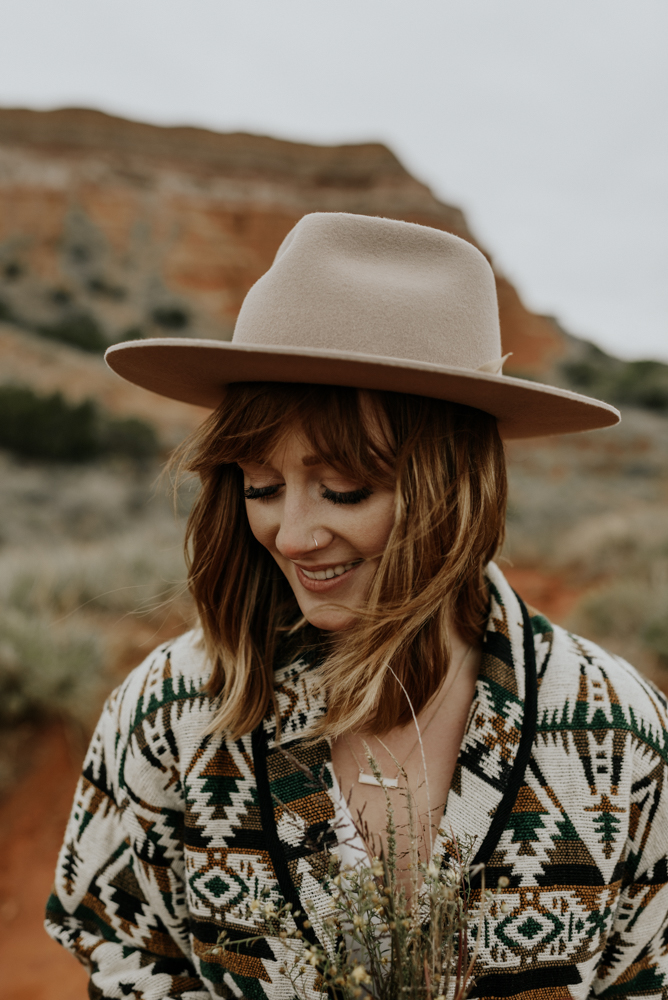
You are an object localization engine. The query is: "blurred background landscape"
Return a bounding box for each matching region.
[0,2,666,997]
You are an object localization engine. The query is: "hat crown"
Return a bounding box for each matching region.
[233,213,502,370]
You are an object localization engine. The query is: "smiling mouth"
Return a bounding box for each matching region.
[299,559,363,581]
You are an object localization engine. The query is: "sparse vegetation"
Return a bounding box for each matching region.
[559,508,668,671]
[152,305,189,329]
[4,530,191,621]
[0,521,192,729]
[0,385,159,462]
[36,313,107,352]
[504,407,668,679]
[561,342,668,412]
[86,276,126,300]
[2,261,23,281]
[0,606,104,726]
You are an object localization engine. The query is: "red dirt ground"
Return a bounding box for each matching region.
[0,569,593,999]
[0,721,89,1000]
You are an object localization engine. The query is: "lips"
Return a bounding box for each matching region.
[294,559,363,592]
[300,559,361,581]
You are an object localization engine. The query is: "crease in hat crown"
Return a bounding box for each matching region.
[232,212,504,372]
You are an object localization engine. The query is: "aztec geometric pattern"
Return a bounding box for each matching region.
[45,563,668,1000]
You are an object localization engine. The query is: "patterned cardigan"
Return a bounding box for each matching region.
[46,563,668,1000]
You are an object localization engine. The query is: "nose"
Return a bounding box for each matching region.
[274,496,333,560]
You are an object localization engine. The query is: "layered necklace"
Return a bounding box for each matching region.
[344,645,472,790]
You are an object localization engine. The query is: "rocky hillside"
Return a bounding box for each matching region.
[1,109,666,1000]
[0,105,666,707]
[0,106,571,379]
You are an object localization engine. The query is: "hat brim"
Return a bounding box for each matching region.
[105,338,620,440]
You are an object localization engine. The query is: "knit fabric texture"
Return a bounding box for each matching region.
[45,563,668,999]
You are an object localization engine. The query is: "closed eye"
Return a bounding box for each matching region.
[243,484,280,501]
[243,484,373,505]
[321,486,372,505]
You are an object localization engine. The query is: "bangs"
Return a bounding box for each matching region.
[208,382,396,487]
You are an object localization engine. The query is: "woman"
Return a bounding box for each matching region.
[46,213,668,1000]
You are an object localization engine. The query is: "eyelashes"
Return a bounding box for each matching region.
[243,484,372,505]
[321,486,372,505]
[243,485,279,501]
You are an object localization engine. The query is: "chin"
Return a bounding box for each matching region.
[301,605,355,632]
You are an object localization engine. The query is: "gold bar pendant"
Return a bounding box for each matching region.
[358,770,399,789]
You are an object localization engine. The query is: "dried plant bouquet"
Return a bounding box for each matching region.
[210,748,492,1000]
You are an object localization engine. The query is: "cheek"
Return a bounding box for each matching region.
[244,503,275,547]
[357,497,395,553]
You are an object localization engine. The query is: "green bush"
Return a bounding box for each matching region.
[37,313,107,352]
[100,416,159,460]
[561,347,668,413]
[0,385,159,462]
[152,306,189,330]
[614,361,668,412]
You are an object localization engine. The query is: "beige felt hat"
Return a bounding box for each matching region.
[105,212,619,439]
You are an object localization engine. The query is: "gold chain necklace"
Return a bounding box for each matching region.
[343,645,472,790]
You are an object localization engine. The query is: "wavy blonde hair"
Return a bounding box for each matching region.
[173,382,507,740]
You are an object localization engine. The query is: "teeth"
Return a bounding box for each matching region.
[301,561,359,581]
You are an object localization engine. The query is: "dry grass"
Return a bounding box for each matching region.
[0,454,194,744]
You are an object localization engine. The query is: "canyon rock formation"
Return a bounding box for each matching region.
[0,106,567,385]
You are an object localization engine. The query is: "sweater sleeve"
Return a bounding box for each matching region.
[593,685,668,998]
[45,656,212,1000]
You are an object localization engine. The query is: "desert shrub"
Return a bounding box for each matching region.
[561,345,668,413]
[550,507,668,583]
[152,305,189,329]
[0,523,192,725]
[1,527,191,621]
[50,287,73,306]
[567,573,668,671]
[99,416,158,460]
[3,261,23,280]
[614,361,668,412]
[37,313,107,352]
[0,385,159,462]
[0,298,14,321]
[0,606,105,725]
[0,387,100,460]
[87,276,126,300]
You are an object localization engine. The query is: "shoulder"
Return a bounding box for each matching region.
[529,608,668,759]
[100,629,220,772]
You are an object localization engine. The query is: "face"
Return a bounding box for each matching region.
[239,430,396,630]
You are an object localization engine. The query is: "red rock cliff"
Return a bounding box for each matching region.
[0,106,566,376]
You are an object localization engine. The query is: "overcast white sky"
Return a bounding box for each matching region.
[0,0,666,361]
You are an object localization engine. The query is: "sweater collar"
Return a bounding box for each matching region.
[251,562,538,938]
